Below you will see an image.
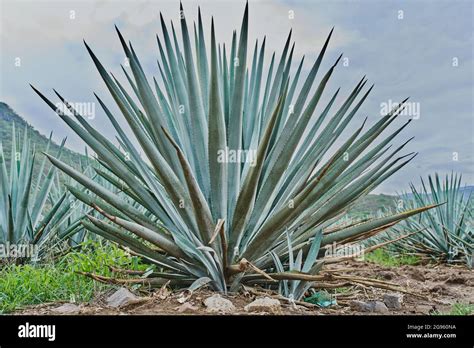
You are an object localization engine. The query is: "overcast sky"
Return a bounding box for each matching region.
[0,0,472,193]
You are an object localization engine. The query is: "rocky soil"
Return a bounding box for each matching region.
[13,260,473,315]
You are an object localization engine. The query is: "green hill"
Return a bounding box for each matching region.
[0,102,86,174]
[347,193,397,218]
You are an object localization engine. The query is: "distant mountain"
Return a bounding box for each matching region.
[347,193,397,218]
[459,186,474,197]
[0,102,85,172]
[399,185,474,202]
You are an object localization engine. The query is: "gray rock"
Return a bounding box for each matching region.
[349,300,373,312]
[51,303,80,314]
[383,293,403,309]
[244,297,281,313]
[350,300,388,313]
[203,294,235,313]
[371,301,389,313]
[106,287,140,308]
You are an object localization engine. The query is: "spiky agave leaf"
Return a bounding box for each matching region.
[33,3,434,292]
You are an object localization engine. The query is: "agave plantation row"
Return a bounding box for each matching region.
[1,3,470,300]
[369,173,473,268]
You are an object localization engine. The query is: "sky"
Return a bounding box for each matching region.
[0,0,473,193]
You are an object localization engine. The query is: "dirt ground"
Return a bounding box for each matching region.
[13,260,473,315]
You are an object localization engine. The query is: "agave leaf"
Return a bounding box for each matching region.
[94,208,185,260]
[30,131,52,204]
[30,137,66,227]
[162,127,214,245]
[230,85,288,253]
[322,204,440,246]
[179,3,209,194]
[84,217,186,272]
[260,30,292,135]
[14,151,35,239]
[7,196,14,243]
[33,192,67,243]
[226,2,248,221]
[208,18,228,222]
[270,251,289,297]
[188,276,213,293]
[302,230,323,273]
[44,153,165,232]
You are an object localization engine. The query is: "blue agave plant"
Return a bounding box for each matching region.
[31,3,435,295]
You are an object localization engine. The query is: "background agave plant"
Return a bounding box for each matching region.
[373,173,473,267]
[45,149,99,250]
[32,3,434,294]
[0,124,89,261]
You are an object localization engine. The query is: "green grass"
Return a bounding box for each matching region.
[432,303,474,316]
[0,240,148,313]
[365,248,420,267]
[449,303,474,315]
[333,287,352,294]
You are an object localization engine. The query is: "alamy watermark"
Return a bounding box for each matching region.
[0,242,38,259]
[18,322,56,342]
[217,147,257,167]
[324,242,365,260]
[55,101,96,120]
[380,99,420,119]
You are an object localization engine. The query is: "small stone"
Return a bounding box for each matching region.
[176,302,199,313]
[371,301,389,313]
[349,300,373,312]
[51,303,80,314]
[350,300,388,313]
[203,294,235,313]
[244,297,281,313]
[106,287,140,308]
[383,293,403,310]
